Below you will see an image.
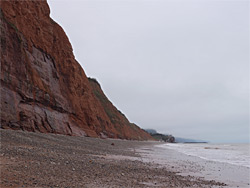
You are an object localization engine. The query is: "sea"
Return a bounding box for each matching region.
[157,143,250,168]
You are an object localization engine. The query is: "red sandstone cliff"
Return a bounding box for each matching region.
[0,1,153,140]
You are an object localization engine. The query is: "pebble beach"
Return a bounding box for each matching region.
[1,129,227,188]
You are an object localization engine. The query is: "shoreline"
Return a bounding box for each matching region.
[1,129,229,187]
[137,143,250,188]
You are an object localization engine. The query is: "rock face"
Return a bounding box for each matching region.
[0,1,153,140]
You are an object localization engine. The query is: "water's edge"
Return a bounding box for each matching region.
[158,143,250,168]
[137,143,250,188]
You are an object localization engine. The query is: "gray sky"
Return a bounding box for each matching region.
[48,0,249,143]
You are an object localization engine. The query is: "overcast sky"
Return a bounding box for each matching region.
[48,0,249,143]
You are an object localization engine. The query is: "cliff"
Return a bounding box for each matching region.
[0,1,153,140]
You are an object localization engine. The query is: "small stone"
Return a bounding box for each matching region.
[72,168,75,171]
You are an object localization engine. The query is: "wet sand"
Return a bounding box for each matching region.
[1,129,227,188]
[138,144,250,188]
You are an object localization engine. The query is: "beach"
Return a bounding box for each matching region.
[0,129,240,188]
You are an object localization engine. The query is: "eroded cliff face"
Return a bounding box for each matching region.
[0,1,153,140]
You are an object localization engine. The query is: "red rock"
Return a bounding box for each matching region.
[0,1,153,140]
